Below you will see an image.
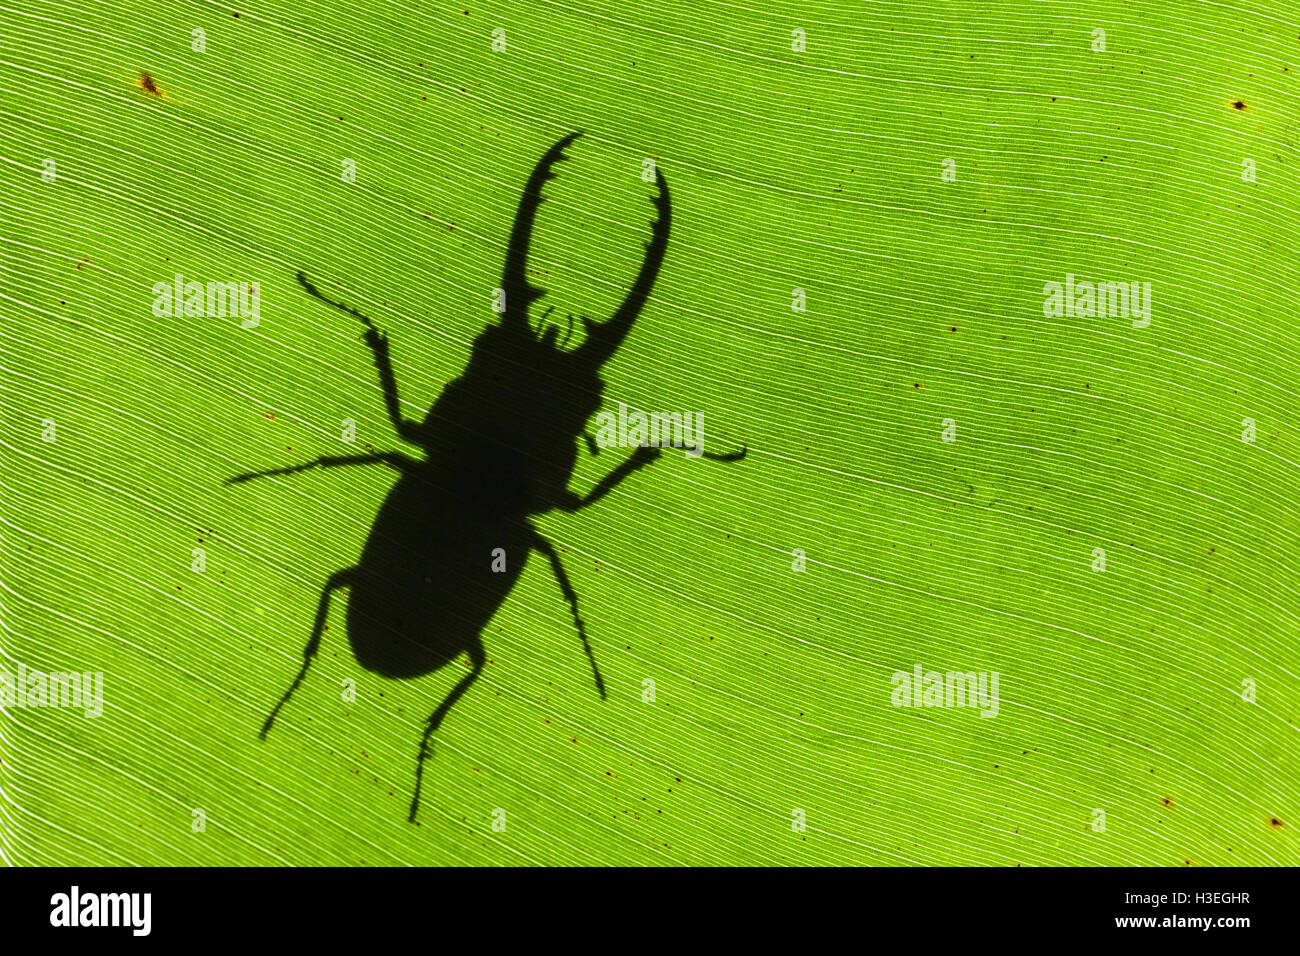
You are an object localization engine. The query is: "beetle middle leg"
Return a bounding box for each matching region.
[530,529,605,699]
[260,567,355,740]
[552,439,746,511]
[553,443,663,513]
[409,643,485,823]
[225,450,417,485]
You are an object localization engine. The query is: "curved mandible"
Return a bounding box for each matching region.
[576,163,671,368]
[500,131,584,332]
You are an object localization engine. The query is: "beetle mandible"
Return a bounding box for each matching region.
[228,131,745,822]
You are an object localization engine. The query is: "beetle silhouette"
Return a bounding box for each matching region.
[228,131,745,822]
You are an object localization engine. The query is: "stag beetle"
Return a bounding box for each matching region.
[228,131,745,822]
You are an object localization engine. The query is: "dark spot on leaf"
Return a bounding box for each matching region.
[1233,100,1246,110]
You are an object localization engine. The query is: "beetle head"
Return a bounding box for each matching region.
[498,131,672,374]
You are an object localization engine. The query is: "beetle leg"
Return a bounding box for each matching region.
[358,324,426,445]
[530,529,605,700]
[225,451,417,485]
[296,270,424,445]
[553,443,662,512]
[409,643,485,823]
[260,568,355,740]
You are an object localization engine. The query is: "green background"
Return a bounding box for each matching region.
[1,0,1296,864]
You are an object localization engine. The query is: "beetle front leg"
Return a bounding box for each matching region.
[553,444,662,513]
[296,270,424,444]
[358,324,426,445]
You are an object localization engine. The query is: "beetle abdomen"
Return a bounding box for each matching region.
[345,470,530,678]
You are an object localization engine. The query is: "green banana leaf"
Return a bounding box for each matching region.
[1,0,1296,865]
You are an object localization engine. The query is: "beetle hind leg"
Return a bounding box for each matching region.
[260,568,354,740]
[409,643,485,823]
